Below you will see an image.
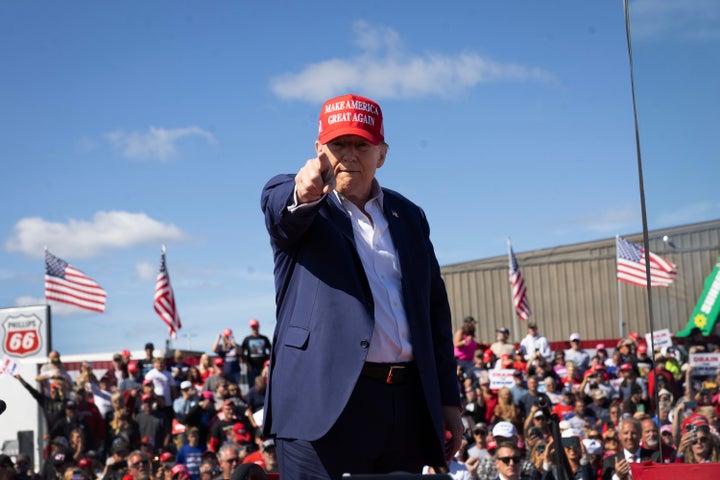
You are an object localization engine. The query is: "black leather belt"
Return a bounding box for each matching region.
[361,361,417,384]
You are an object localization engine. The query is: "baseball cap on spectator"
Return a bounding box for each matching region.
[141,394,153,402]
[128,361,139,373]
[222,400,234,408]
[159,452,175,464]
[629,332,640,340]
[145,342,154,350]
[223,328,233,337]
[637,344,648,354]
[180,380,193,390]
[202,391,214,400]
[262,438,276,449]
[569,333,581,342]
[591,364,605,373]
[534,410,545,419]
[77,457,92,469]
[171,419,187,436]
[65,400,76,409]
[52,452,67,467]
[122,349,131,358]
[660,425,673,435]
[213,357,224,366]
[171,464,190,480]
[233,423,252,443]
[142,379,153,386]
[492,421,517,439]
[620,363,633,372]
[483,350,493,362]
[249,318,260,328]
[582,439,603,456]
[595,343,606,351]
[497,327,510,335]
[562,428,582,439]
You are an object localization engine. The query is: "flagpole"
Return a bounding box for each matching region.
[615,235,624,338]
[508,238,520,343]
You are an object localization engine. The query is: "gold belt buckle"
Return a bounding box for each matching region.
[386,365,405,384]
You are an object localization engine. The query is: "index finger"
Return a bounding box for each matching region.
[317,151,335,193]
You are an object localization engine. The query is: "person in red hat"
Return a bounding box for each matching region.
[213,328,241,384]
[260,93,462,477]
[240,319,272,388]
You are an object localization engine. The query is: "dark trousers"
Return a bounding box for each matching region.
[275,372,438,479]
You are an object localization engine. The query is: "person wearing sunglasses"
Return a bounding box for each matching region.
[495,442,530,480]
[675,424,720,463]
[127,451,152,480]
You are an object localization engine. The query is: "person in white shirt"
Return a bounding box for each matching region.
[145,357,176,406]
[519,323,553,362]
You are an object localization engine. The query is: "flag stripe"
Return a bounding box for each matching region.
[616,237,677,288]
[509,245,531,321]
[45,250,106,313]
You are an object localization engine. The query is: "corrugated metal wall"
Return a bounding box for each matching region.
[440,219,720,345]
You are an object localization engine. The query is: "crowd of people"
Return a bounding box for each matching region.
[8,319,274,480]
[443,318,720,479]
[4,315,720,480]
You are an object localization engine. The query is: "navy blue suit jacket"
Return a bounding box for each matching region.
[260,174,460,462]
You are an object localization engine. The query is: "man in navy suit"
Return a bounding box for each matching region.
[261,93,463,479]
[601,417,661,480]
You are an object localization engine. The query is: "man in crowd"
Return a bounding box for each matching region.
[565,333,590,375]
[520,322,553,362]
[601,417,660,480]
[240,319,272,387]
[126,450,151,480]
[490,327,516,358]
[216,445,240,480]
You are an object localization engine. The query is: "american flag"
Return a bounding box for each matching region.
[508,242,531,321]
[45,250,107,313]
[616,236,677,287]
[154,246,181,338]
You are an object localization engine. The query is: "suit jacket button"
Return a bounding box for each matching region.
[360,340,369,349]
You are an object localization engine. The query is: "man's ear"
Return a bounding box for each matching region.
[377,143,388,168]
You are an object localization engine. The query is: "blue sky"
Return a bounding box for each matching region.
[1,1,718,355]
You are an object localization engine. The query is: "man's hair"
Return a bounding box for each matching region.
[620,416,641,433]
[495,441,520,457]
[218,444,237,460]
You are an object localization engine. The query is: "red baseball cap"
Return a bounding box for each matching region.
[233,422,252,443]
[318,94,384,145]
[223,328,232,337]
[121,349,131,358]
[213,357,224,366]
[637,344,647,354]
[249,318,260,328]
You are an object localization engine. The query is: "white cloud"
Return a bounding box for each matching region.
[573,206,640,234]
[105,126,217,161]
[5,211,185,258]
[630,0,720,41]
[657,202,720,225]
[136,261,157,282]
[270,20,553,102]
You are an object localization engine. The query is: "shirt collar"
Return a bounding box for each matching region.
[333,179,384,211]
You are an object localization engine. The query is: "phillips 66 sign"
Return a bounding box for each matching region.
[1,305,51,359]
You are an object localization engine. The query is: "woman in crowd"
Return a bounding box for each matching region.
[492,386,523,432]
[453,316,479,375]
[197,354,212,382]
[675,424,720,463]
